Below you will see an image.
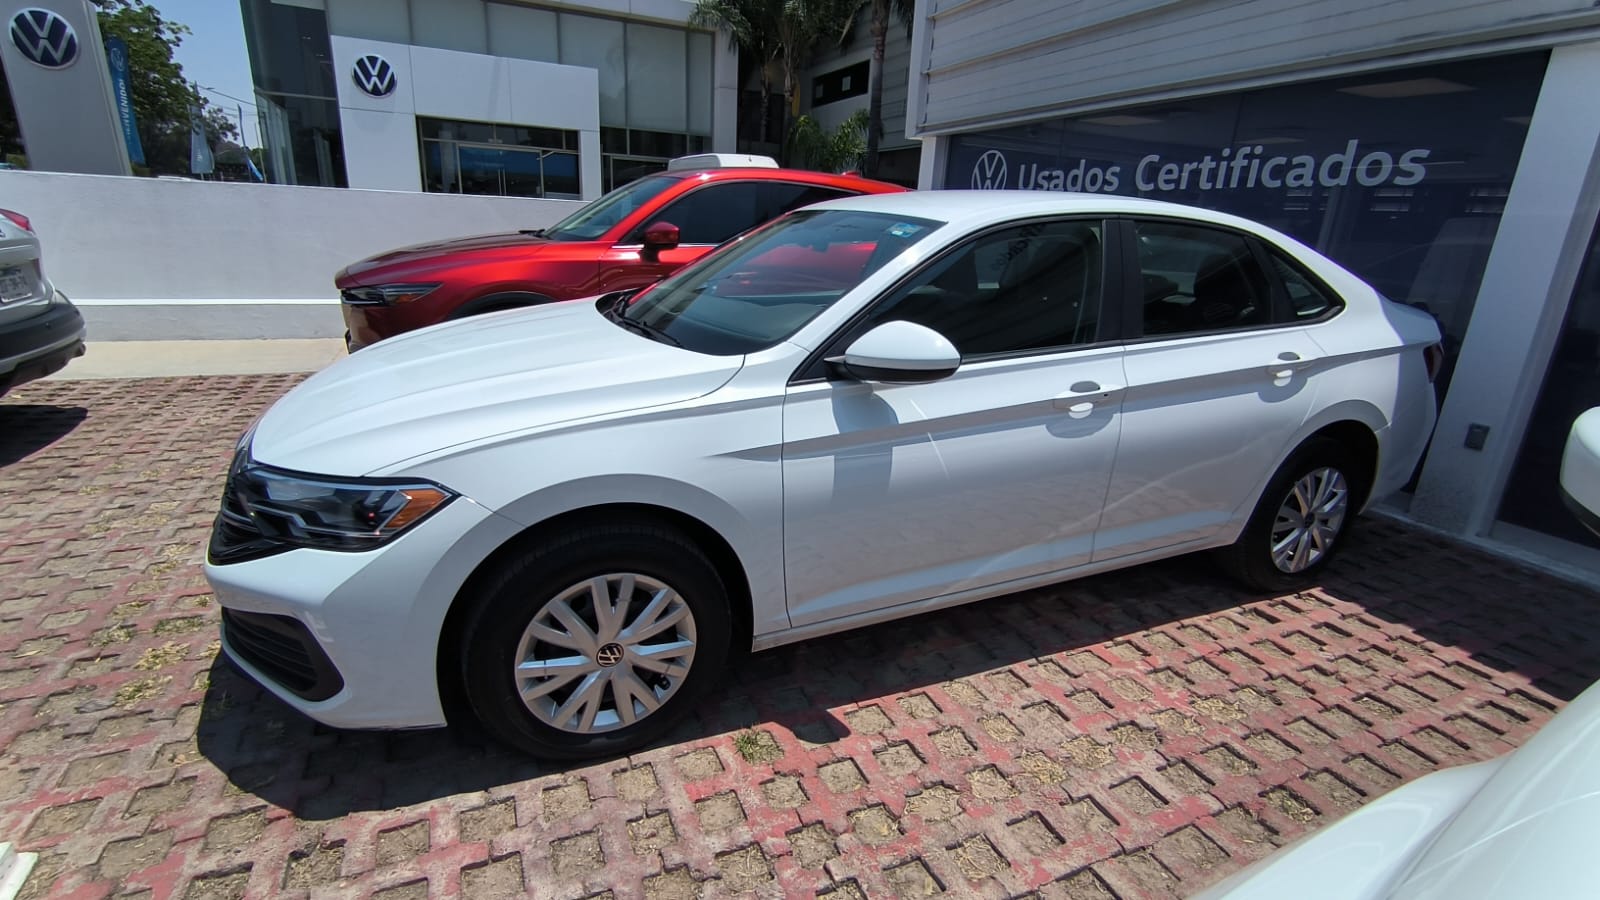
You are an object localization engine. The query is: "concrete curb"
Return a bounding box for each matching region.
[45,339,347,380]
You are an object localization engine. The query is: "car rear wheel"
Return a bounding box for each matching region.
[459,523,731,758]
[1216,436,1367,592]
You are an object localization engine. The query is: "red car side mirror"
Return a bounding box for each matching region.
[641,222,680,261]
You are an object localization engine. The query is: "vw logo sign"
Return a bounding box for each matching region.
[971,149,1008,190]
[352,53,396,97]
[595,642,625,668]
[9,7,78,69]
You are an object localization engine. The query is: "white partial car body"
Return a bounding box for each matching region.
[205,192,1441,744]
[1559,407,1600,536]
[0,209,85,394]
[1196,678,1600,900]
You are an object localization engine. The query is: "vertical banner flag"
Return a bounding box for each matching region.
[241,104,264,182]
[189,103,213,175]
[103,36,143,166]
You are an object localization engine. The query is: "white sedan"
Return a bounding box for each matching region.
[204,191,1442,757]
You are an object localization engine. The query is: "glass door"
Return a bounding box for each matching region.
[1496,215,1600,550]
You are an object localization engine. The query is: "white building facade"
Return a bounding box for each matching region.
[241,0,739,200]
[905,0,1600,572]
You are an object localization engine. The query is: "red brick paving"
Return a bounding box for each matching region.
[1,375,1598,899]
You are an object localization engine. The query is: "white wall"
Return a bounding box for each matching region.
[1,170,582,339]
[329,35,603,197]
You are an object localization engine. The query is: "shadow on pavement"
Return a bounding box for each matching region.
[194,517,1600,820]
[0,404,87,467]
[192,552,1279,820]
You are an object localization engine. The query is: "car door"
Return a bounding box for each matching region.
[597,181,855,293]
[1092,217,1324,562]
[781,218,1128,628]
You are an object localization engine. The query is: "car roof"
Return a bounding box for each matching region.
[671,167,905,193]
[808,189,1270,231]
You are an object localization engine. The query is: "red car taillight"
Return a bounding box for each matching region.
[1423,343,1445,383]
[0,209,32,233]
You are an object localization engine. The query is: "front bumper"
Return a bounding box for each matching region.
[0,293,86,393]
[203,494,524,730]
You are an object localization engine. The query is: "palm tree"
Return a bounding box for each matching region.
[693,0,858,164]
[854,0,913,179]
[690,0,781,153]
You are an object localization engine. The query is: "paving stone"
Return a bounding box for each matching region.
[0,376,1594,899]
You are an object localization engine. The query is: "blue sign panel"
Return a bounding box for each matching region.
[103,36,143,165]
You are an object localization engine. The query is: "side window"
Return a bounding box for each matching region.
[1135,221,1271,337]
[640,182,764,245]
[1269,253,1342,320]
[758,183,853,218]
[856,220,1104,357]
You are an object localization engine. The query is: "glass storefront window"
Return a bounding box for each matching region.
[418,118,580,199]
[1498,216,1600,549]
[945,52,1549,404]
[258,94,346,188]
[599,130,708,192]
[240,0,337,98]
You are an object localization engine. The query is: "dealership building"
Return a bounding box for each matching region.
[904,0,1600,569]
[239,0,738,199]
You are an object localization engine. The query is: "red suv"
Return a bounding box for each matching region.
[336,158,906,350]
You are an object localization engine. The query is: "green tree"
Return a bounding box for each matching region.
[93,0,236,175]
[788,107,868,173]
[0,61,22,161]
[848,0,912,179]
[693,0,858,164]
[691,0,781,150]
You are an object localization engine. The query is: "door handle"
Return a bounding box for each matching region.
[1269,352,1313,380]
[1053,381,1124,413]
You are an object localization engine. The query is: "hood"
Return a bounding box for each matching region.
[338,230,557,284]
[250,300,742,476]
[1388,679,1600,899]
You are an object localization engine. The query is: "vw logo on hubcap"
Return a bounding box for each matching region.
[595,642,624,667]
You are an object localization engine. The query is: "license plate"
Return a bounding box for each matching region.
[0,266,30,303]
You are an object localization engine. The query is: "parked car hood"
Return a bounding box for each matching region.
[337,230,560,284]
[249,300,741,477]
[1195,678,1600,900]
[1388,678,1600,899]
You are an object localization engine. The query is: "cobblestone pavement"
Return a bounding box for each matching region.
[2,376,1599,900]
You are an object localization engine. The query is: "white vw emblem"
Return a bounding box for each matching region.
[9,7,77,69]
[971,149,1008,190]
[352,54,397,97]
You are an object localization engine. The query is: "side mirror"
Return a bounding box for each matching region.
[833,321,960,383]
[641,221,680,261]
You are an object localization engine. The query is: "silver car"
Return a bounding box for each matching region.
[0,208,84,396]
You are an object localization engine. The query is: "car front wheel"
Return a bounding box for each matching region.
[1217,437,1367,592]
[459,523,731,758]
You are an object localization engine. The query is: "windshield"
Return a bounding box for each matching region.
[612,209,943,355]
[543,174,682,242]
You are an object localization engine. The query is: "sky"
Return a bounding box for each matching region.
[151,0,261,148]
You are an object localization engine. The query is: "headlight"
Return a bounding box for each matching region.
[340,283,441,306]
[231,465,456,551]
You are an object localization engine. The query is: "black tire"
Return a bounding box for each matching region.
[459,523,731,759]
[1216,436,1368,592]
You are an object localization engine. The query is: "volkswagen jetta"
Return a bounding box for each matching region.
[205,192,1442,757]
